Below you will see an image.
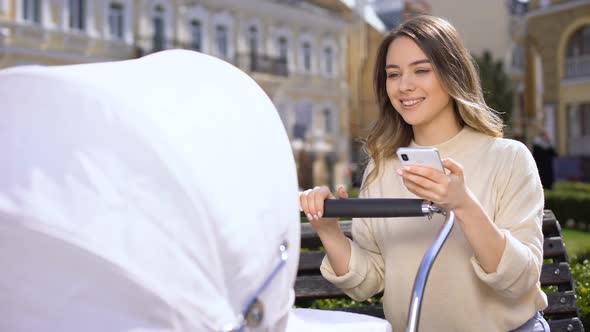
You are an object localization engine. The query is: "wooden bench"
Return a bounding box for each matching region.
[295,210,585,332]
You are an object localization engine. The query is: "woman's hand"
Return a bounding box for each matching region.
[397,158,475,211]
[300,185,352,276]
[400,158,506,273]
[299,186,348,232]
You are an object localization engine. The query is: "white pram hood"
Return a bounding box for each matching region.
[0,50,300,331]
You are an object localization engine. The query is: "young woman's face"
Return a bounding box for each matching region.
[385,36,455,130]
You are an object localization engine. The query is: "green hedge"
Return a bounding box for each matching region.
[553,182,590,195]
[307,296,382,309]
[544,190,590,229]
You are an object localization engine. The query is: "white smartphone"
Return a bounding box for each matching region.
[396,147,445,173]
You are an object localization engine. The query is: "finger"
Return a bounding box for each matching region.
[400,170,438,190]
[314,186,331,219]
[442,158,463,175]
[307,186,322,220]
[336,185,348,199]
[402,165,447,183]
[299,189,314,221]
[402,171,448,203]
[403,179,440,203]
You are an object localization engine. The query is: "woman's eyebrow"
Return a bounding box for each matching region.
[385,59,431,69]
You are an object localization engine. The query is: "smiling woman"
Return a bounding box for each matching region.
[299,15,551,332]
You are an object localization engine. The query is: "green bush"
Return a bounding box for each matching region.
[347,188,360,198]
[308,296,382,309]
[553,182,590,195]
[544,190,590,229]
[571,257,590,328]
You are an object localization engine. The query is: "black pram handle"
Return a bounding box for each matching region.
[299,198,430,218]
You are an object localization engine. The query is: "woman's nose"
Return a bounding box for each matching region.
[399,73,416,92]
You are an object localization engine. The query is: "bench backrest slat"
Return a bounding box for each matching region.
[541,262,574,287]
[546,291,580,317]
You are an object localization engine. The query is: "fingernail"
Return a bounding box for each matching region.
[397,169,403,176]
[318,211,323,218]
[306,213,313,221]
[313,214,319,221]
[404,166,411,171]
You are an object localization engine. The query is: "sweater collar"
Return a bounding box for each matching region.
[409,126,478,158]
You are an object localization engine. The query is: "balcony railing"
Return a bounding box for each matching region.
[134,37,199,58]
[134,39,288,77]
[565,55,590,79]
[236,53,289,77]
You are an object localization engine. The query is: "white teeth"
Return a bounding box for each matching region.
[401,99,422,106]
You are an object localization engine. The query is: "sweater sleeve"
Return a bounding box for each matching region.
[319,162,385,301]
[470,142,545,299]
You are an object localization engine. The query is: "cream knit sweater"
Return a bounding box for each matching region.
[320,127,548,332]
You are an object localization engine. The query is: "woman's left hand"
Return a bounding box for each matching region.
[397,158,474,211]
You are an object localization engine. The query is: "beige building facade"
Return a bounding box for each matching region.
[346,20,384,186]
[0,0,136,67]
[315,0,387,187]
[525,0,590,157]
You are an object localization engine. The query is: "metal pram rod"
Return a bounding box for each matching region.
[300,198,455,332]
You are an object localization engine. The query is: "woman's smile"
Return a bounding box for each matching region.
[399,97,425,110]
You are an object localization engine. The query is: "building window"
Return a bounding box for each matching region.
[108,2,124,40]
[69,0,85,30]
[278,36,288,62]
[294,102,313,139]
[248,25,258,55]
[302,41,311,72]
[565,25,590,78]
[511,44,525,70]
[324,46,333,75]
[567,26,590,57]
[23,0,41,23]
[216,25,228,58]
[276,36,289,75]
[152,5,165,51]
[190,20,202,51]
[579,103,590,137]
[569,103,590,139]
[508,0,528,16]
[323,109,334,134]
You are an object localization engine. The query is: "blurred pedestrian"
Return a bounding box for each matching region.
[532,127,557,189]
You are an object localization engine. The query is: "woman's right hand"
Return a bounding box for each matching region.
[300,185,352,276]
[299,185,348,232]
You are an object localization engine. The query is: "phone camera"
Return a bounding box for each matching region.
[401,154,409,161]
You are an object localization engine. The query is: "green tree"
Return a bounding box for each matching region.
[474,50,513,130]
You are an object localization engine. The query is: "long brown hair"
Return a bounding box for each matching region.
[363,15,503,190]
